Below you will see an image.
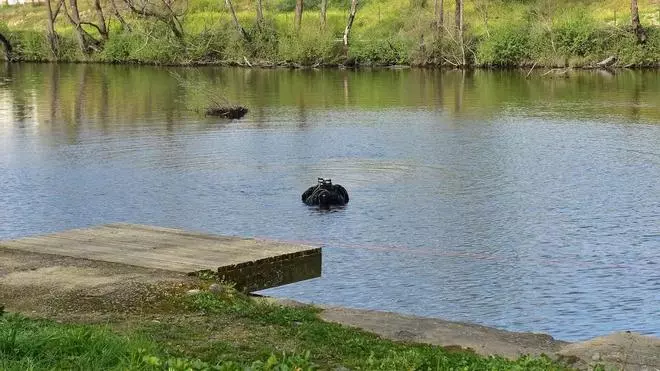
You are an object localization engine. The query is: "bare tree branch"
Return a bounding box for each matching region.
[123,0,185,38]
[110,0,132,31]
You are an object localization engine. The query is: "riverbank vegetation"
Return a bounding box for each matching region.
[0,0,659,67]
[0,283,575,370]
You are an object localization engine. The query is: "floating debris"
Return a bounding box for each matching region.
[205,105,248,119]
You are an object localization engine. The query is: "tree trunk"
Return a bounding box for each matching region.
[46,0,62,56]
[320,0,327,29]
[455,0,464,65]
[256,0,263,24]
[631,0,647,44]
[67,0,90,52]
[225,0,247,38]
[343,0,358,53]
[434,0,443,32]
[454,0,462,32]
[0,31,11,61]
[294,0,303,31]
[93,0,109,40]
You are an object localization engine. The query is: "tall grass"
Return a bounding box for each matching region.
[1,0,659,66]
[0,313,316,370]
[0,314,154,370]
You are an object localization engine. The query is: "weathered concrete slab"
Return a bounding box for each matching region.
[0,223,321,292]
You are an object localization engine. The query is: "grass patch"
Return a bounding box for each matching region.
[1,282,575,370]
[1,0,659,66]
[0,312,316,370]
[138,285,574,370]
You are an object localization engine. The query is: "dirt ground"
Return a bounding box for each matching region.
[1,247,659,371]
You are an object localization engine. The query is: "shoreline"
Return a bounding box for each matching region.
[4,58,660,70]
[1,246,659,370]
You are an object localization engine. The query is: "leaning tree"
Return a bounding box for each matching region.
[0,31,11,61]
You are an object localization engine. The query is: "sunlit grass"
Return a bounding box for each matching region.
[0,283,578,370]
[1,0,659,65]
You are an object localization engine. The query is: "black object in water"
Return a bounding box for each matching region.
[302,178,349,207]
[206,106,248,119]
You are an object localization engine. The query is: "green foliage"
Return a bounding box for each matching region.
[350,37,410,65]
[176,291,573,370]
[185,27,232,62]
[477,21,532,66]
[0,313,316,371]
[1,0,659,66]
[9,30,50,61]
[0,313,155,370]
[553,10,599,57]
[276,0,322,12]
[611,27,660,66]
[99,31,136,62]
[52,33,83,62]
[142,351,317,371]
[278,28,339,64]
[275,0,352,12]
[0,285,574,371]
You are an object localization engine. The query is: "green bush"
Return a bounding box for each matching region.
[52,33,83,62]
[611,26,660,66]
[277,28,339,64]
[185,26,232,63]
[10,30,50,61]
[276,0,322,12]
[126,27,186,64]
[554,10,599,57]
[99,31,136,63]
[244,22,281,61]
[477,21,532,66]
[350,37,409,65]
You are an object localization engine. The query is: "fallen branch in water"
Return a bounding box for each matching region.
[525,61,538,79]
[206,106,248,119]
[170,71,248,119]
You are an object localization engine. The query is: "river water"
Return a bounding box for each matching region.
[1,64,658,341]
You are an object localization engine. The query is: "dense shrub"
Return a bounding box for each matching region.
[477,21,532,66]
[10,30,50,61]
[99,31,135,62]
[554,10,599,57]
[350,37,409,65]
[278,27,340,64]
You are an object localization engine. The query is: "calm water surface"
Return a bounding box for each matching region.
[1,64,659,341]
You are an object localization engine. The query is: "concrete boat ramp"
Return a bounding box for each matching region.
[0,223,321,292]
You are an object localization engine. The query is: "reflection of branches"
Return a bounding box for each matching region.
[123,0,186,39]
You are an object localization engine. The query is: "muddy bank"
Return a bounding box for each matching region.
[317,307,660,371]
[1,247,659,370]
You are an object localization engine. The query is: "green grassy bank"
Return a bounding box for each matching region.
[1,0,659,67]
[0,284,575,371]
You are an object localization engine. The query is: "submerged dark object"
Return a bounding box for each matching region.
[302,178,349,207]
[206,106,248,119]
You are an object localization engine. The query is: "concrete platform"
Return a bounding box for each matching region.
[0,223,321,292]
